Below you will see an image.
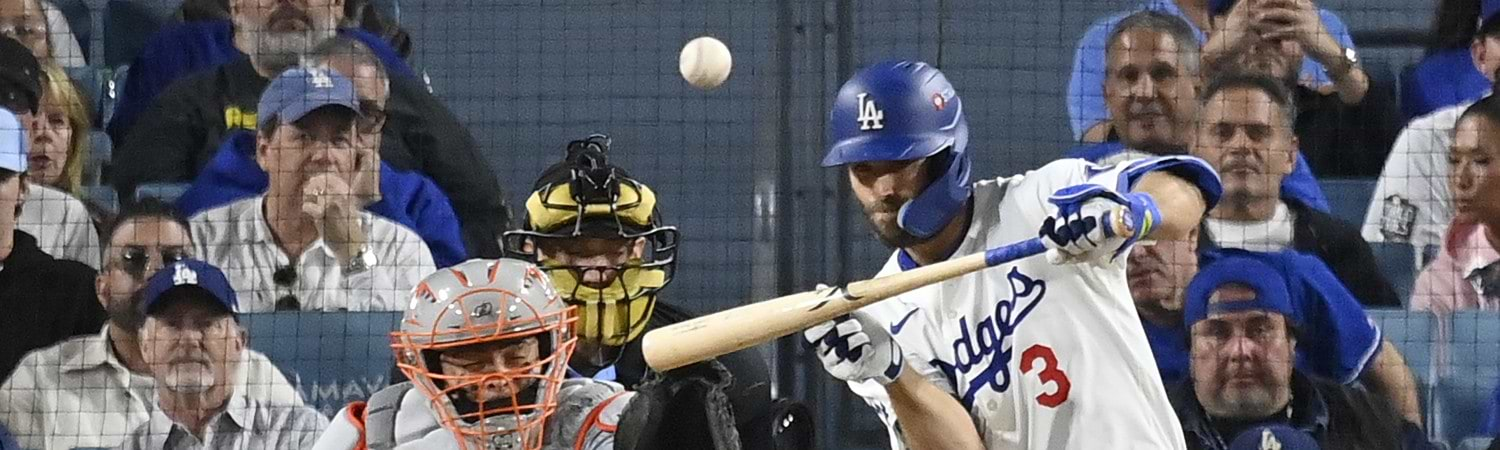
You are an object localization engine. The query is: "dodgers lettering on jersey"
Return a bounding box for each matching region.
[845,156,1214,450]
[931,267,1046,407]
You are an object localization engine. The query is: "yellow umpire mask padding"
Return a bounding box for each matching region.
[543,263,668,346]
[525,179,658,234]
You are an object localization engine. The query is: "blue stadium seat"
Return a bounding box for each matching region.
[240,312,402,416]
[62,65,107,123]
[1368,309,1438,437]
[85,130,110,187]
[1371,242,1418,304]
[1316,178,1376,226]
[101,64,126,125]
[133,181,190,204]
[83,184,117,217]
[1439,311,1500,444]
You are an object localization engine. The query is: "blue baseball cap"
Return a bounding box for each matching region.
[1184,254,1301,330]
[1230,424,1321,450]
[140,259,238,316]
[256,67,361,131]
[0,108,27,173]
[1484,0,1500,30]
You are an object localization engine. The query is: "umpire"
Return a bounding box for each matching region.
[504,134,812,450]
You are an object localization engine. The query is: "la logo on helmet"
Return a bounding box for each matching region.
[856,93,884,131]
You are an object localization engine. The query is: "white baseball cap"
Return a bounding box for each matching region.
[0,108,27,174]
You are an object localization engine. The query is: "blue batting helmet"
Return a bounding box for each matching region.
[823,60,971,239]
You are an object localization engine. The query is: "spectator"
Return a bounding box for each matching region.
[1192,73,1401,307]
[0,200,303,450]
[1128,236,1422,423]
[113,0,508,258]
[1402,0,1493,121]
[191,67,433,312]
[120,259,327,449]
[178,37,467,267]
[1067,0,1358,143]
[0,36,38,125]
[38,0,82,68]
[1203,0,1387,177]
[0,0,47,64]
[1362,4,1500,267]
[18,63,97,268]
[1066,10,1329,211]
[1171,252,1433,449]
[0,106,102,380]
[1410,96,1500,314]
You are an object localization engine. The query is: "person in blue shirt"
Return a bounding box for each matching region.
[1068,0,1362,143]
[1401,0,1494,121]
[175,37,466,267]
[1126,232,1424,425]
[1065,10,1329,211]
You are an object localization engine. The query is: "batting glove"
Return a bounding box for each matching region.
[802,308,904,386]
[1039,184,1162,265]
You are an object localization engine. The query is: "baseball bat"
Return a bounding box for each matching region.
[642,237,1047,371]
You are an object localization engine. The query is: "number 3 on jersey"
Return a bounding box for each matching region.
[1020,344,1071,408]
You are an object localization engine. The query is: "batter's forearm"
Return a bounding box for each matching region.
[885,368,984,450]
[1132,171,1209,241]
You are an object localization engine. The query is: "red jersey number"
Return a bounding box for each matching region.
[1020,344,1071,408]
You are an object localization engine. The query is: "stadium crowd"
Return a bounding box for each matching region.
[0,0,1491,448]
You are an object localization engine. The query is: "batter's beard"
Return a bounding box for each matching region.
[863,208,927,249]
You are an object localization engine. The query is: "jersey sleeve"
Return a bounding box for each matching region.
[1017,156,1222,215]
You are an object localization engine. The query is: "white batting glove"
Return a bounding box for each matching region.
[1039,198,1123,265]
[1039,184,1162,265]
[802,307,904,386]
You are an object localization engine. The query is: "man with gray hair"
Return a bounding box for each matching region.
[115,0,509,259]
[1065,9,1329,211]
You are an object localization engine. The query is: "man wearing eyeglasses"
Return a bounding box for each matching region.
[189,67,434,312]
[175,36,468,268]
[0,105,101,381]
[0,199,305,449]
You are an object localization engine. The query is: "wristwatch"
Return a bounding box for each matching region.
[1328,47,1359,78]
[346,246,377,274]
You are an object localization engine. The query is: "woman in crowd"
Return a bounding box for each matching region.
[18,63,100,268]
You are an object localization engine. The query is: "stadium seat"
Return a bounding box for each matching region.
[1371,242,1418,303]
[62,65,106,123]
[240,312,403,416]
[1316,178,1376,226]
[85,130,110,187]
[1438,311,1500,444]
[133,181,190,204]
[83,184,117,217]
[1368,309,1438,437]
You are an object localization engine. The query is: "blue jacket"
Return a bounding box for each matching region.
[177,132,467,267]
[108,19,417,143]
[1066,141,1330,212]
[1401,48,1491,122]
[1144,249,1381,386]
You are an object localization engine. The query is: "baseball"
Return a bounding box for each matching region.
[679,36,732,90]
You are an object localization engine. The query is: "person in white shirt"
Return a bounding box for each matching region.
[1362,5,1500,268]
[119,259,327,449]
[190,66,434,312]
[19,63,98,268]
[0,200,303,450]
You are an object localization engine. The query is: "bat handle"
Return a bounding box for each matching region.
[983,238,1046,267]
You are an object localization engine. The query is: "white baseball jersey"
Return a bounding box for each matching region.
[847,157,1199,450]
